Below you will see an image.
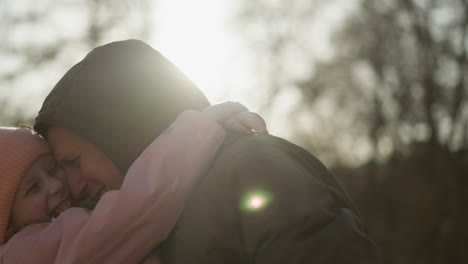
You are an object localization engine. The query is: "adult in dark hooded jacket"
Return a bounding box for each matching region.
[34,39,382,264]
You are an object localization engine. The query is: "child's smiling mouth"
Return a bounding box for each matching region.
[50,198,72,219]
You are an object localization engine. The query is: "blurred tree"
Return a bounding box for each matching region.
[236,0,467,165]
[309,0,468,160]
[0,0,151,126]
[236,0,468,263]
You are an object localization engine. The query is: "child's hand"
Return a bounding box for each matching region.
[203,102,268,134]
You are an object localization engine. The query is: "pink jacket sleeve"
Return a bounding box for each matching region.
[0,110,225,264]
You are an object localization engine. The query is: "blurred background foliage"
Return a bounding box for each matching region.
[0,0,151,125]
[1,0,467,263]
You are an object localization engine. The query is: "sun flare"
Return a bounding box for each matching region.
[151,0,241,101]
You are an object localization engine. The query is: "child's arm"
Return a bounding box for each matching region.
[1,110,225,264]
[63,110,227,263]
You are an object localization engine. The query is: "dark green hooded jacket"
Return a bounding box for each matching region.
[35,39,382,264]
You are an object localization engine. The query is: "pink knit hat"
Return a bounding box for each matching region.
[0,127,51,244]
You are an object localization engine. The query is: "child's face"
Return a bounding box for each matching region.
[10,154,71,228]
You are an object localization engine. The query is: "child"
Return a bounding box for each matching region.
[0,102,267,263]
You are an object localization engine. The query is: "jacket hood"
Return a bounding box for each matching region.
[34,39,210,174]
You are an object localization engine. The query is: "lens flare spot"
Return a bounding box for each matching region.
[240,189,272,213]
[249,196,264,209]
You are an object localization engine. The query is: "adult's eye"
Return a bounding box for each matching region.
[72,157,81,168]
[64,157,80,168]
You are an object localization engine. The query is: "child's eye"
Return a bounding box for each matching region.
[25,184,39,197]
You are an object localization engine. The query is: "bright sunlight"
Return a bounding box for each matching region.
[151,0,249,103]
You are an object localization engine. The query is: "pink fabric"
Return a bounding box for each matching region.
[0,110,225,264]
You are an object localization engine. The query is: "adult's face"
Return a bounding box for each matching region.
[47,126,123,207]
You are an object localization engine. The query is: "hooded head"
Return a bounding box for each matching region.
[34,39,210,174]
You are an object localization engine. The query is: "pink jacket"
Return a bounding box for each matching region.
[0,110,225,264]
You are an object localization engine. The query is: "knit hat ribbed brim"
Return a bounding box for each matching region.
[0,127,51,244]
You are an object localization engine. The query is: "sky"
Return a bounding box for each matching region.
[150,0,259,106]
[149,0,349,104]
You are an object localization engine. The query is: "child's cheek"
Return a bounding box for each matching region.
[21,196,50,226]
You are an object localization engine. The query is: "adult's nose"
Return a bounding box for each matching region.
[64,166,88,200]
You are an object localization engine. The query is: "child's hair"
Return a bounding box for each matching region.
[0,127,50,244]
